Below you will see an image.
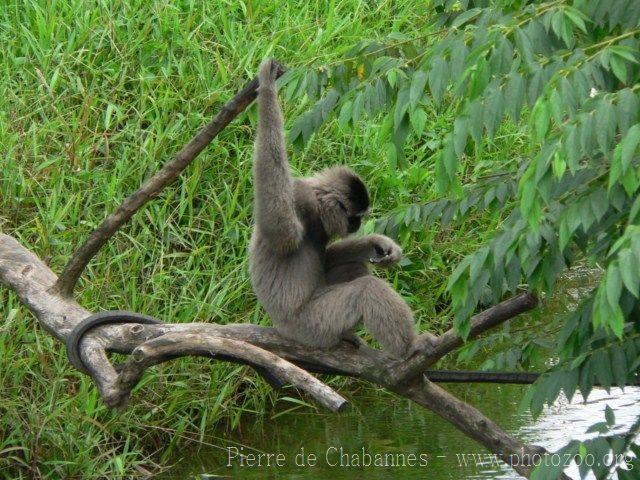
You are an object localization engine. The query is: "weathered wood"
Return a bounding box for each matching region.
[51,62,286,298]
[390,292,539,385]
[0,233,559,478]
[116,333,348,412]
[395,378,572,480]
[0,234,346,411]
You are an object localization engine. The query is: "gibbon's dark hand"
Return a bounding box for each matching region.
[369,234,402,268]
[258,58,280,89]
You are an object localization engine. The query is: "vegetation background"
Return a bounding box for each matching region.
[1,0,638,478]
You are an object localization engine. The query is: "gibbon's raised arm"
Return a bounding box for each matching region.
[253,60,303,254]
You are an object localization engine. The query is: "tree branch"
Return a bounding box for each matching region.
[51,61,286,298]
[394,378,571,480]
[115,333,348,412]
[0,234,346,411]
[0,233,560,478]
[390,292,539,385]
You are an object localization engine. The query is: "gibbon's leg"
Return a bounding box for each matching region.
[297,276,417,358]
[253,59,304,254]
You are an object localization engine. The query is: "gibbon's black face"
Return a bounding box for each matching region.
[311,166,370,238]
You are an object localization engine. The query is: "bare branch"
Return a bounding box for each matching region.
[394,378,571,480]
[0,233,561,478]
[389,292,539,384]
[0,233,346,412]
[51,61,287,298]
[114,333,348,412]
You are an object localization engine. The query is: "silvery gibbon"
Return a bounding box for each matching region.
[249,60,437,359]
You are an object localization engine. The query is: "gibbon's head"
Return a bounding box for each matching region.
[309,166,370,238]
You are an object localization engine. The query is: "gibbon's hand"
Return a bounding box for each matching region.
[258,58,280,90]
[369,235,402,268]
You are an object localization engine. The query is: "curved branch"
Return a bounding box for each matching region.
[0,233,556,479]
[0,233,345,411]
[51,61,287,298]
[394,378,571,480]
[390,292,539,385]
[113,333,348,412]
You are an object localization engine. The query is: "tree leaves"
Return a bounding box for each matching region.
[409,69,428,108]
[531,97,551,142]
[283,11,640,471]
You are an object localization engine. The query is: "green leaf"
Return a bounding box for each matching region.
[611,345,628,388]
[384,142,397,170]
[610,55,627,83]
[352,91,365,124]
[505,72,525,121]
[610,45,639,63]
[549,88,564,125]
[593,350,613,391]
[409,70,428,108]
[619,250,640,297]
[531,98,550,142]
[448,255,472,290]
[483,86,504,140]
[442,135,457,177]
[563,123,580,173]
[551,10,565,40]
[410,107,428,136]
[621,124,640,171]
[605,264,622,308]
[630,195,640,224]
[552,150,567,180]
[618,88,639,135]
[563,6,588,33]
[515,27,535,68]
[393,87,410,131]
[338,100,353,128]
[596,99,615,154]
[589,188,608,222]
[453,116,469,156]
[605,404,615,425]
[451,8,482,29]
[469,247,490,283]
[621,168,639,196]
[467,99,484,145]
[428,56,448,105]
[579,113,595,157]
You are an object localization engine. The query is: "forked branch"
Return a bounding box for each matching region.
[0,233,555,478]
[0,60,571,479]
[0,234,346,412]
[116,333,348,412]
[389,292,539,385]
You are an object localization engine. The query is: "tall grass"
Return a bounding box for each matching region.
[0,1,528,477]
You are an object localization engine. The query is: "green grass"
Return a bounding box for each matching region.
[0,1,530,477]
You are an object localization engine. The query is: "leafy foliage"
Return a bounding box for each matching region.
[285,0,640,477]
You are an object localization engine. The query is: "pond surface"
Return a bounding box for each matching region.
[162,384,639,479]
[162,266,638,480]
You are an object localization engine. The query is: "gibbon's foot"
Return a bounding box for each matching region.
[408,332,439,358]
[369,235,402,268]
[341,332,367,349]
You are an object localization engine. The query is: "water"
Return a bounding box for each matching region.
[161,267,639,479]
[161,385,639,479]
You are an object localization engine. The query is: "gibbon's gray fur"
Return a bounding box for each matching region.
[249,59,437,359]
